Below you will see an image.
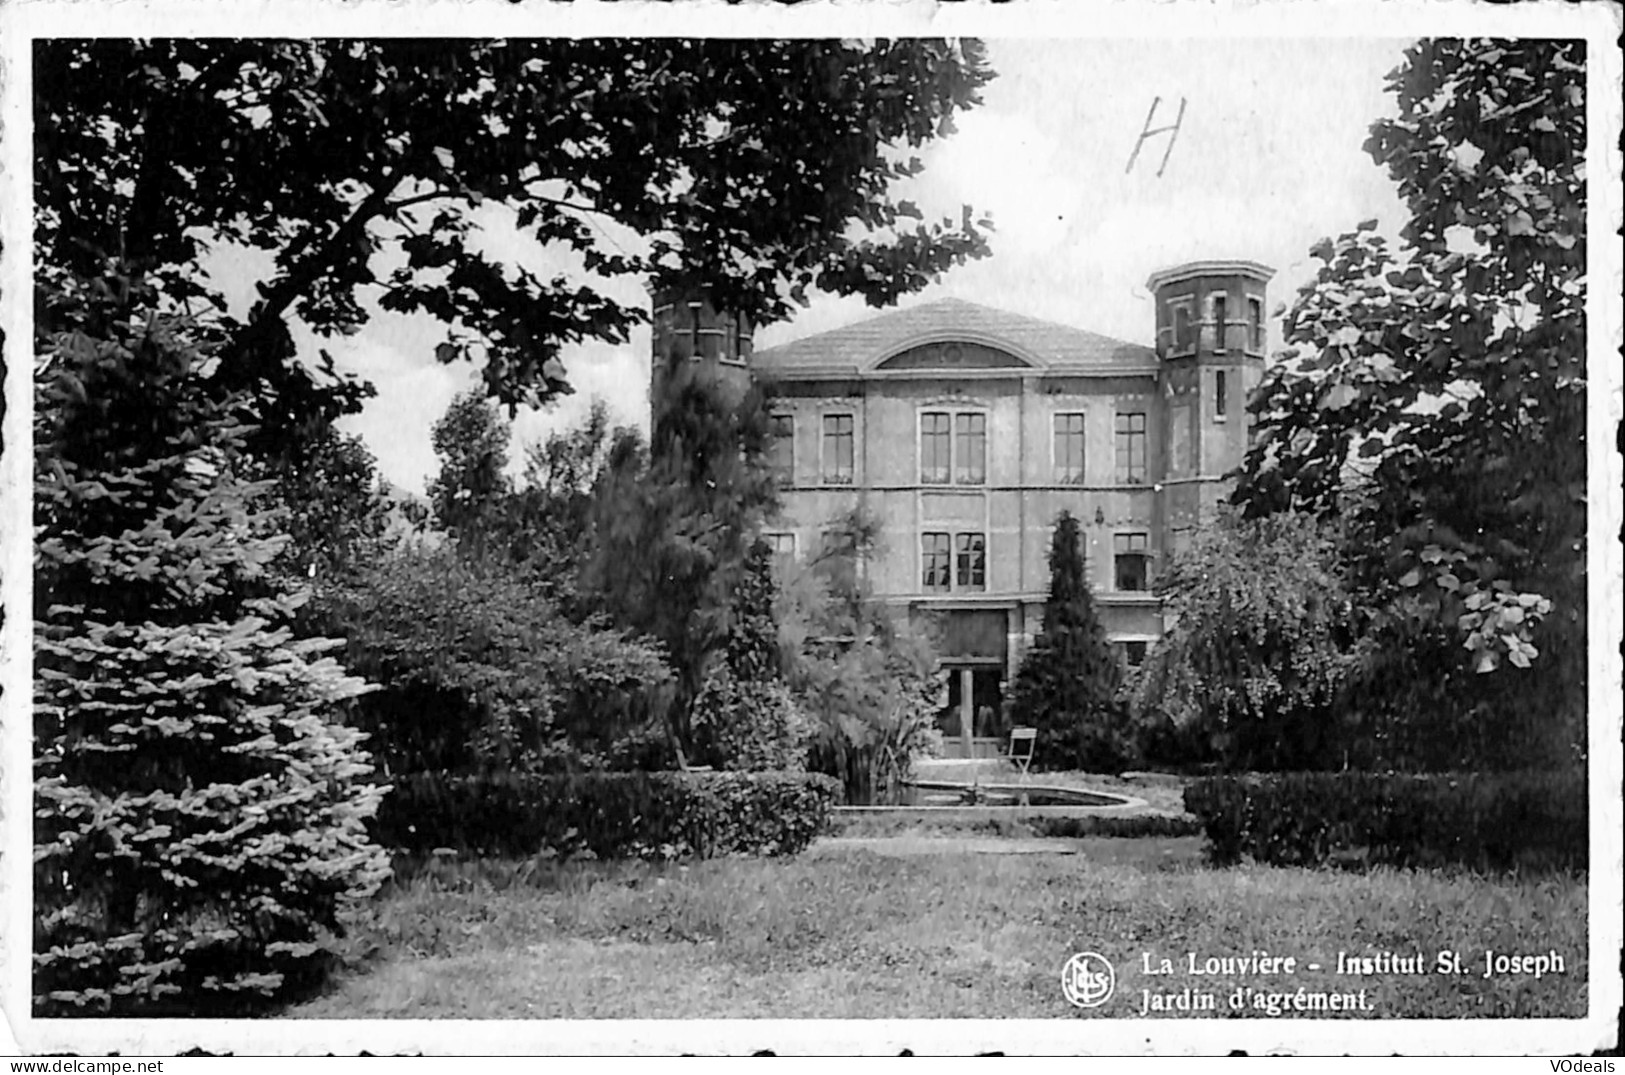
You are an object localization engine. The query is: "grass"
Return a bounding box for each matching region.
[289,840,1587,1020]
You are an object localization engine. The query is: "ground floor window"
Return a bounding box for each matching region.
[1116,640,1149,668]
[762,531,796,574]
[1114,532,1151,591]
[922,532,951,592]
[955,532,986,590]
[922,530,986,592]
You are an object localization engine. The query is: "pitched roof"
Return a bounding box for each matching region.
[752,297,1157,378]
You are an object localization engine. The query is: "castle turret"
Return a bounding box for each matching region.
[649,289,754,416]
[1145,259,1273,551]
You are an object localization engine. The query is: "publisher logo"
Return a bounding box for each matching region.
[1062,952,1116,1009]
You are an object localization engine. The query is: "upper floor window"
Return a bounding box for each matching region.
[1115,411,1147,485]
[919,409,986,486]
[1054,412,1086,485]
[1171,298,1195,353]
[1247,297,1265,351]
[921,531,986,593]
[822,413,854,485]
[1210,293,1228,351]
[1114,532,1150,591]
[955,413,986,485]
[1215,370,1228,420]
[768,413,795,485]
[920,412,951,484]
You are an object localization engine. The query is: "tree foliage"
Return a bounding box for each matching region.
[1231,39,1587,765]
[311,545,675,777]
[691,540,810,772]
[1006,511,1132,772]
[35,38,995,419]
[779,509,943,804]
[33,275,389,1015]
[261,424,393,583]
[1135,510,1369,772]
[426,388,512,555]
[583,359,779,761]
[509,398,635,595]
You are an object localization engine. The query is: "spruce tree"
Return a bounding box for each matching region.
[33,275,390,1015]
[1006,511,1133,772]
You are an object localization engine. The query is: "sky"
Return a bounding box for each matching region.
[217,36,1417,497]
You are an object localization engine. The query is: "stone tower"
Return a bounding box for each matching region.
[1145,260,1274,553]
[648,289,755,421]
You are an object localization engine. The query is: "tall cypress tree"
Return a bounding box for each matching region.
[582,356,779,763]
[1006,511,1133,772]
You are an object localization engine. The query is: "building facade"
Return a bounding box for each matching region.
[649,261,1273,757]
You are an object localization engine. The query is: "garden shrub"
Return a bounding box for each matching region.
[311,546,674,775]
[1030,813,1204,839]
[372,770,840,860]
[1183,771,1586,872]
[1133,510,1370,774]
[781,512,945,804]
[690,665,810,772]
[689,541,811,771]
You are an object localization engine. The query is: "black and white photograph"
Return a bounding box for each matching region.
[0,0,1619,1058]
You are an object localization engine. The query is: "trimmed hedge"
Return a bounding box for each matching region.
[1183,772,1586,872]
[1030,813,1203,840]
[372,770,839,860]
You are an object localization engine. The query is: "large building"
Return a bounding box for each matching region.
[649,260,1273,757]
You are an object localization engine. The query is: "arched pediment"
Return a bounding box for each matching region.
[873,338,1038,372]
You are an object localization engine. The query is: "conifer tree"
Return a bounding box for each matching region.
[691,538,808,771]
[33,274,390,1015]
[1006,511,1133,772]
[583,356,778,763]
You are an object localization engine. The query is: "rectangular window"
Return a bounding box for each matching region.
[1173,300,1194,352]
[1114,532,1150,592]
[1215,370,1228,419]
[921,410,986,485]
[955,532,986,590]
[955,413,986,485]
[1211,294,1228,351]
[822,413,854,484]
[1115,412,1147,485]
[922,532,951,592]
[768,413,795,485]
[1116,640,1149,668]
[1054,412,1086,484]
[1248,297,1265,351]
[920,412,951,484]
[764,532,796,573]
[724,314,745,366]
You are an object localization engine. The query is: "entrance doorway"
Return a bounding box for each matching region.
[936,664,1005,758]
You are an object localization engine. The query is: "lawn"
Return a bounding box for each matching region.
[289,839,1587,1020]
